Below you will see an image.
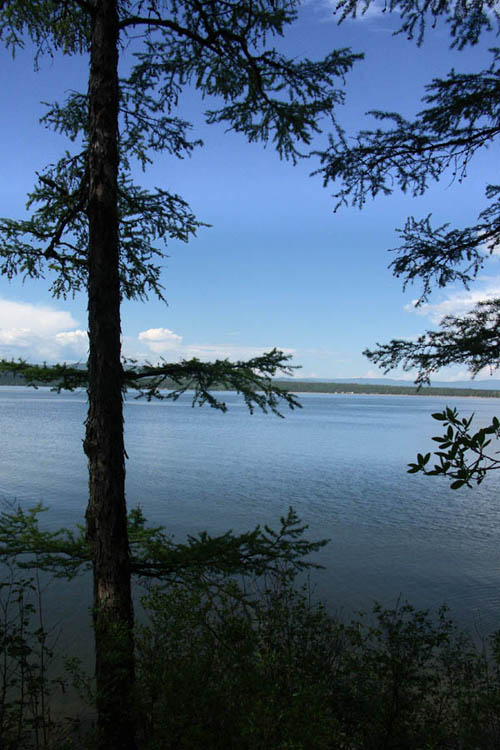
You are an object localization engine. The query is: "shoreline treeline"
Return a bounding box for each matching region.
[2,371,498,399]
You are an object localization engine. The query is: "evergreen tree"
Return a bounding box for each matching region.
[315,0,500,485]
[317,0,500,381]
[0,2,359,747]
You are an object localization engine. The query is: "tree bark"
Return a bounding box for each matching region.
[83,1,136,748]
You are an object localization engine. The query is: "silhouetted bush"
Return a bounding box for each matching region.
[135,569,500,750]
[3,554,500,749]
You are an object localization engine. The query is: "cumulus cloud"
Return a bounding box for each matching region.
[133,328,294,363]
[0,299,76,335]
[404,278,500,324]
[138,327,183,353]
[0,327,32,347]
[0,299,296,369]
[55,330,88,356]
[0,298,86,361]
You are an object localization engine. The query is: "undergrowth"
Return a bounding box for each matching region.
[2,560,500,749]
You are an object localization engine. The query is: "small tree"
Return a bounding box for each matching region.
[0,2,360,747]
[316,0,500,484]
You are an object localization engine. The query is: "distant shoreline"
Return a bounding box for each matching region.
[1,377,499,399]
[272,381,500,399]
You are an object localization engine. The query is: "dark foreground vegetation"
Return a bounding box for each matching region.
[3,544,500,750]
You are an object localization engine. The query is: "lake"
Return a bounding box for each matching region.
[1,385,500,640]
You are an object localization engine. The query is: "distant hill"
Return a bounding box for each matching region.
[2,369,500,398]
[278,376,500,391]
[0,371,29,386]
[272,379,500,398]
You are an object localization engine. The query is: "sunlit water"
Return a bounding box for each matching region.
[1,386,500,649]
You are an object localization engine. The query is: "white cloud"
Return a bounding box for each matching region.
[0,327,31,347]
[55,330,88,356]
[0,298,76,335]
[131,329,295,364]
[0,298,85,361]
[404,278,500,324]
[138,327,183,353]
[0,300,295,369]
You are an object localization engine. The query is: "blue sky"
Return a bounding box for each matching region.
[0,0,498,380]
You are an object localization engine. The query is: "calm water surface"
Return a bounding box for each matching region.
[1,386,500,639]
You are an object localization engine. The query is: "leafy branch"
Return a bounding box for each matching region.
[408,407,500,488]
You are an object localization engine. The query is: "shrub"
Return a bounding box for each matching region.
[0,566,77,749]
[135,571,500,750]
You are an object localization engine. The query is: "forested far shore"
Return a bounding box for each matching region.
[1,370,499,398]
[272,381,500,398]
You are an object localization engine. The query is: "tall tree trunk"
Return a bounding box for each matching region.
[83,1,136,748]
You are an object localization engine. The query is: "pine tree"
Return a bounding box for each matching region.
[317,0,500,381]
[315,0,500,487]
[0,2,359,746]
